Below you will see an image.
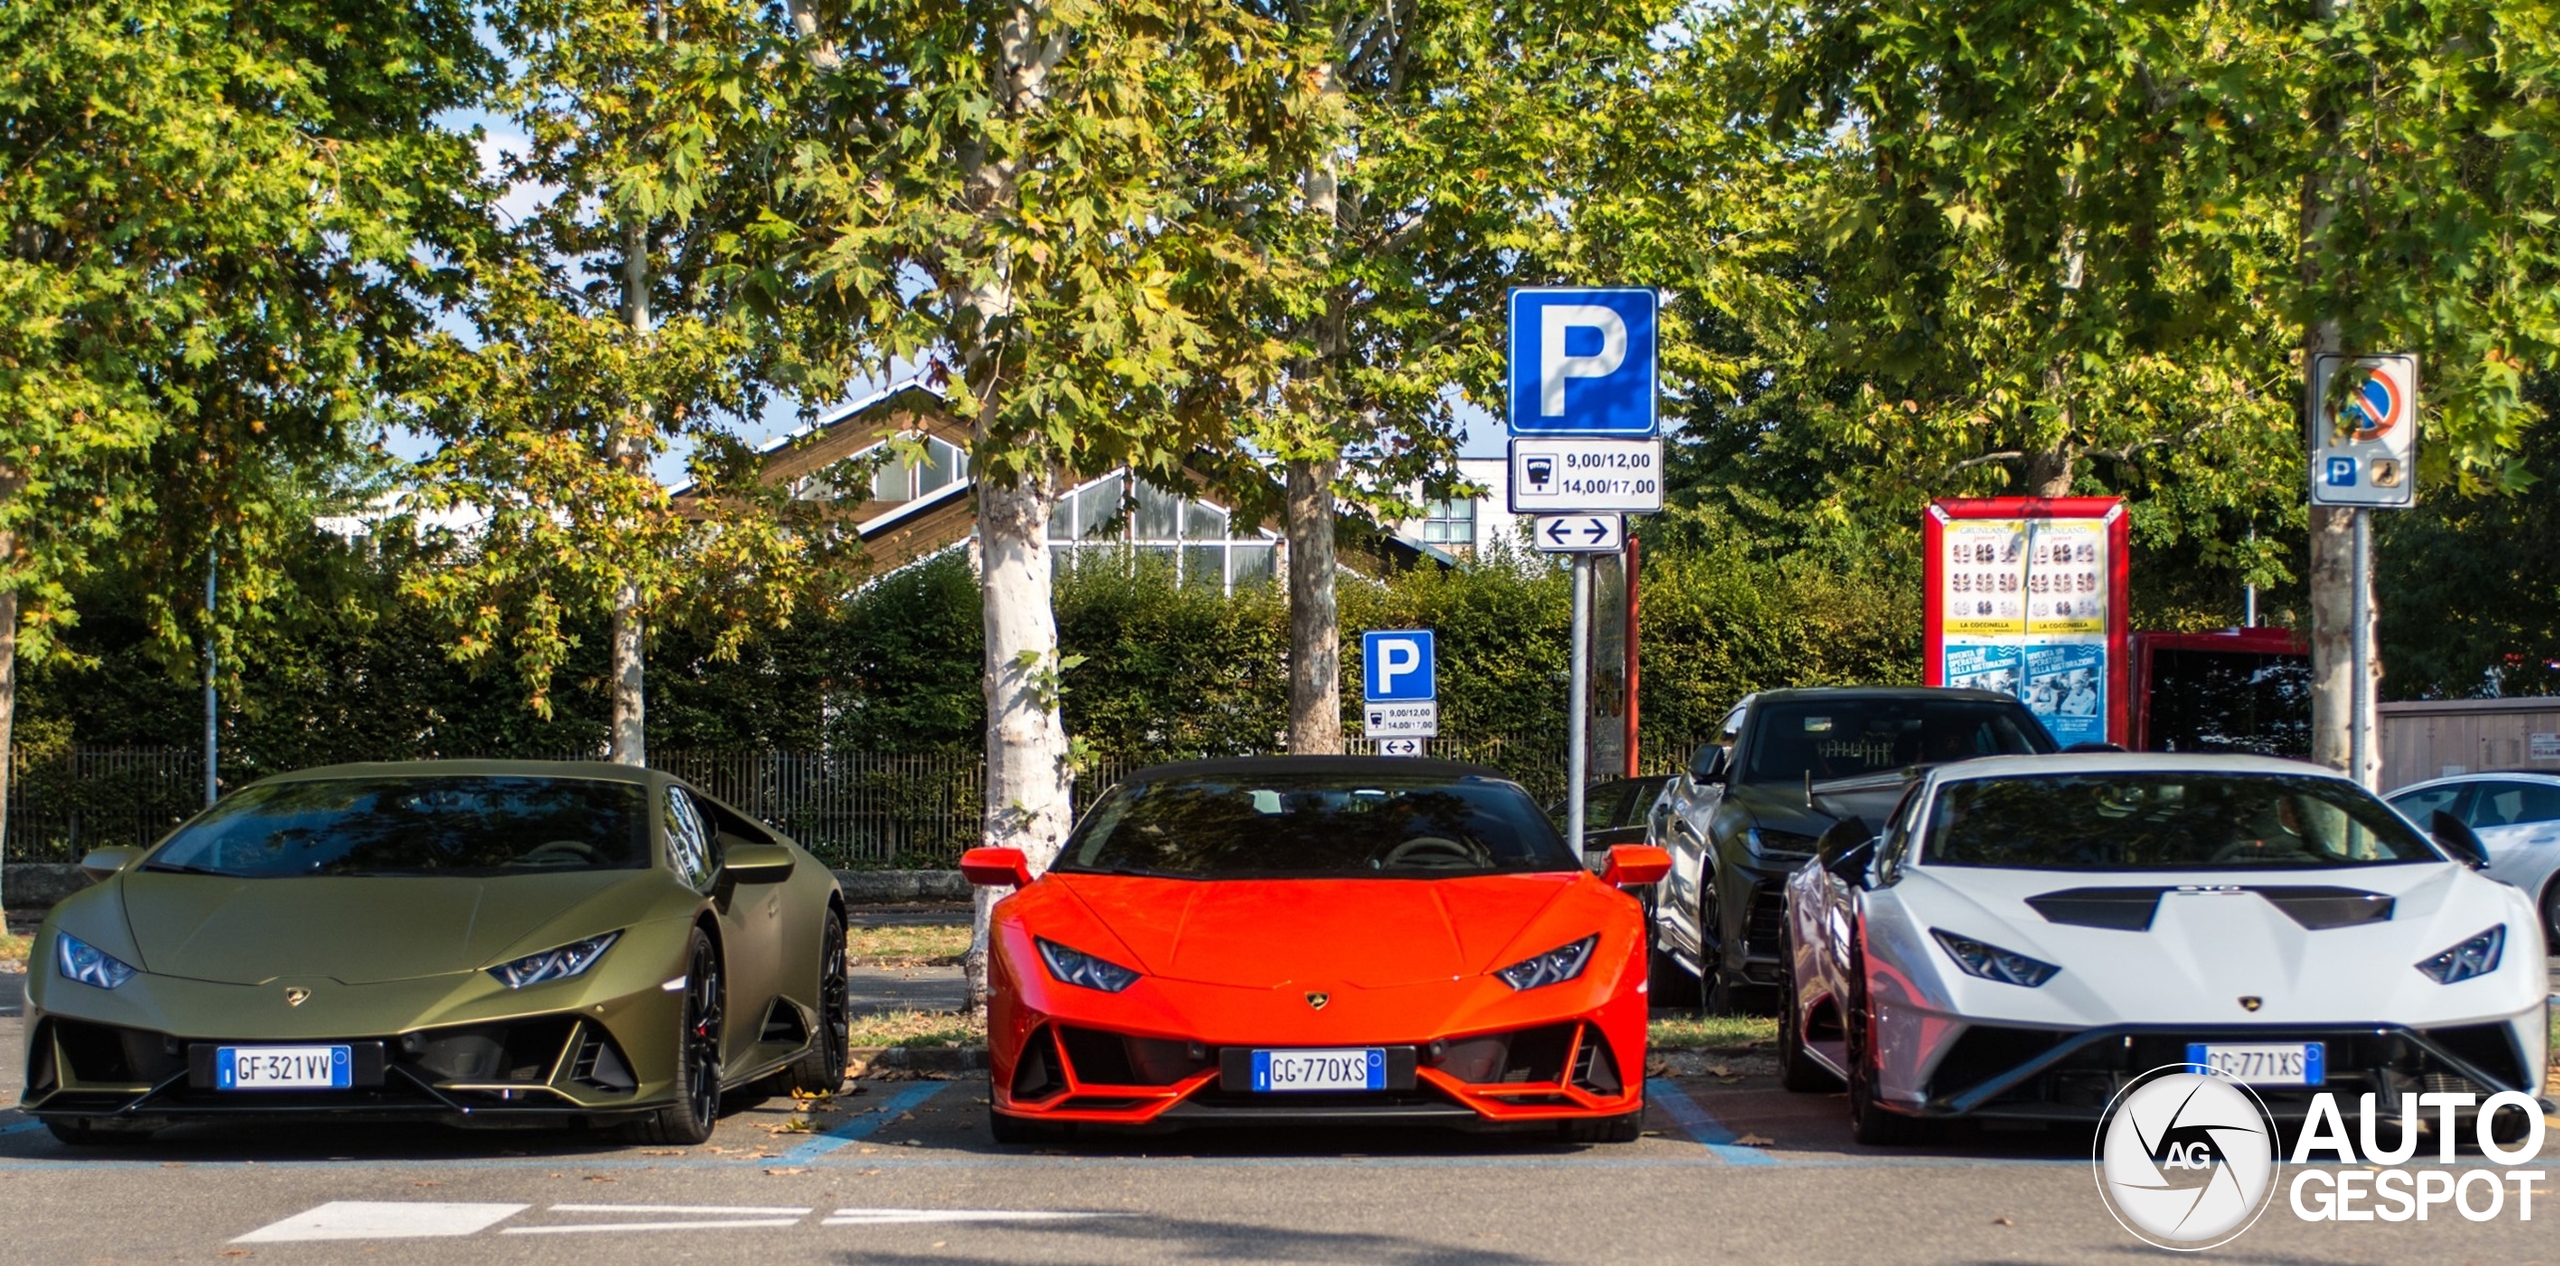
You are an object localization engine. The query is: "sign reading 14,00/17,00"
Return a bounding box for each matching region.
[1506,437,1664,514]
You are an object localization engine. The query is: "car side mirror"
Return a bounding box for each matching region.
[1687,744,1729,783]
[2429,810,2489,870]
[1815,817,1875,887]
[960,846,1034,889]
[1600,844,1671,889]
[722,841,796,884]
[79,846,143,880]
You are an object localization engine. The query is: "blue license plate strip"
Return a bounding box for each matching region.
[1250,1048,1388,1092]
[215,1045,353,1090]
[2184,1041,2324,1086]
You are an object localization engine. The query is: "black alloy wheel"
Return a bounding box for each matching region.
[628,928,724,1145]
[2542,878,2559,949]
[1695,871,1731,1015]
[789,909,852,1095]
[1641,893,1702,1008]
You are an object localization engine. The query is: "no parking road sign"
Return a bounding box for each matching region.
[1361,630,1438,741]
[2309,353,2418,509]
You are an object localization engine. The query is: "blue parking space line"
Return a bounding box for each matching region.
[0,1120,46,1137]
[1645,1078,1779,1166]
[778,1080,955,1163]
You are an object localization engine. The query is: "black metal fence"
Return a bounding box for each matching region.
[4,737,1704,869]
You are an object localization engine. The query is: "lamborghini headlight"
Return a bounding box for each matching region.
[488,931,621,989]
[1496,935,1597,991]
[55,932,137,990]
[2415,925,2504,985]
[1931,929,2060,987]
[1036,938,1140,992]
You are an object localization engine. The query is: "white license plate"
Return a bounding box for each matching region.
[2185,1041,2324,1086]
[216,1045,352,1091]
[1250,1048,1386,1092]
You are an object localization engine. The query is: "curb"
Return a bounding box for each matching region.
[850,1045,988,1075]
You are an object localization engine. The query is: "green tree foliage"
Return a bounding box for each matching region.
[401,0,855,758]
[0,0,488,867]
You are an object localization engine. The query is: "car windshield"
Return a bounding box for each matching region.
[1744,698,2054,783]
[144,776,651,878]
[1923,773,2441,870]
[1053,774,1580,879]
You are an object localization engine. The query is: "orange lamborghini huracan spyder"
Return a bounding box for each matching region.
[961,757,1670,1143]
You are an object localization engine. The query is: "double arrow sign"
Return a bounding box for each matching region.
[1533,514,1623,554]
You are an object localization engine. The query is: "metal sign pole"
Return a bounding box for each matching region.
[2349,508,2371,789]
[1566,554,1591,863]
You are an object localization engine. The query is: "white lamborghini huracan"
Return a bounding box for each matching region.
[1778,753,2552,1143]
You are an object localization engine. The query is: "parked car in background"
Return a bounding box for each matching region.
[1549,775,1675,859]
[1779,753,2546,1144]
[1645,687,2057,1010]
[2386,771,2560,944]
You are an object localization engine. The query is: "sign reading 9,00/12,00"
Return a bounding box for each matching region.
[1506,438,1664,514]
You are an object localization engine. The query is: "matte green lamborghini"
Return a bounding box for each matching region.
[21,761,850,1146]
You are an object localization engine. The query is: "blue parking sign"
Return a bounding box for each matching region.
[2324,455,2358,487]
[1362,630,1435,703]
[1508,288,1658,437]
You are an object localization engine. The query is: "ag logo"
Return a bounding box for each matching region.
[2093,1067,2279,1250]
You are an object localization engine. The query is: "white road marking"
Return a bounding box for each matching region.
[504,1219,804,1235]
[821,1209,1117,1226]
[234,1202,528,1243]
[548,1204,812,1215]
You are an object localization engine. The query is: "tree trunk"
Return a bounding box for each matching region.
[2023,442,2074,498]
[2300,0,2363,778]
[957,0,1071,1015]
[607,592,645,765]
[608,218,652,767]
[970,465,1073,1010]
[0,579,16,913]
[1285,457,1343,753]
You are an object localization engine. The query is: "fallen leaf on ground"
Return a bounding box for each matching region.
[412,1180,442,1188]
[1733,1133,1774,1147]
[1718,1077,1744,1085]
[219,1251,250,1259]
[900,1138,922,1147]
[858,1146,878,1155]
[765,1167,807,1176]
[1992,1217,2013,1227]
[640,1149,683,1157]
[584,1175,616,1183]
[770,1119,815,1134]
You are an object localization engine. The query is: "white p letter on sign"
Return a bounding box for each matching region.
[1540,306,1628,417]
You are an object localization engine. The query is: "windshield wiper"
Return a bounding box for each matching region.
[140,862,237,877]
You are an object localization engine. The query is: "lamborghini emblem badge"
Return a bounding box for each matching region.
[1304,991,1329,1011]
[2238,995,2262,1012]
[284,987,311,1007]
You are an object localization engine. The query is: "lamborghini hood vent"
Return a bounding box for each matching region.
[2025,885,2394,931]
[2247,886,2395,929]
[2025,888,2164,931]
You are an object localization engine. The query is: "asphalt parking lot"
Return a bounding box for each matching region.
[4,966,2558,1264]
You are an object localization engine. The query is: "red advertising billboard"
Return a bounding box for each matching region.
[1923,497,2131,748]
